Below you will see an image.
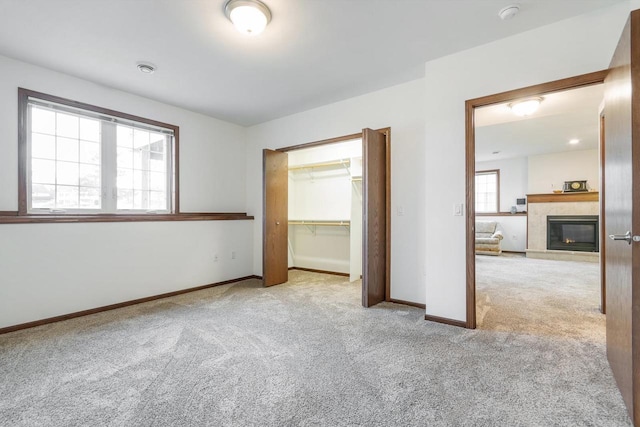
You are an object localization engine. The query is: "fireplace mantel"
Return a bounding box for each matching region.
[527,192,599,203]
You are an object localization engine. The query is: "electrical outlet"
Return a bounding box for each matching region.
[231,251,237,260]
[512,235,517,240]
[397,206,404,216]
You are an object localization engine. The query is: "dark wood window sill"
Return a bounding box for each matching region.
[476,212,527,216]
[0,212,254,224]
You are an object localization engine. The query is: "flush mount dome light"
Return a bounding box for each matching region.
[509,97,543,116]
[225,0,272,36]
[137,62,156,74]
[569,139,581,145]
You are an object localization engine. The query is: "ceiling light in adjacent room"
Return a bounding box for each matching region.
[137,63,156,74]
[498,5,520,20]
[509,97,543,116]
[225,0,272,36]
[569,139,580,145]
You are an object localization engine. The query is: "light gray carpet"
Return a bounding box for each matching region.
[0,267,632,426]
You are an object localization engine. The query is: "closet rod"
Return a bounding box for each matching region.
[288,220,351,226]
[288,159,350,171]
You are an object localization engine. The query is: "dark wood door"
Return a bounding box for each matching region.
[263,149,288,287]
[362,128,387,307]
[604,10,640,424]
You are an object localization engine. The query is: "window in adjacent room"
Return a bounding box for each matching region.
[19,88,178,214]
[475,169,499,213]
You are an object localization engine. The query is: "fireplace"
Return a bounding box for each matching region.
[547,216,599,252]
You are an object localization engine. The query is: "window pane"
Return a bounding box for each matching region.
[79,141,100,164]
[79,187,101,208]
[117,147,133,169]
[117,168,133,189]
[133,129,149,149]
[57,137,79,162]
[475,171,498,213]
[56,113,79,139]
[31,107,55,135]
[79,118,100,142]
[57,161,79,186]
[149,191,166,210]
[56,185,79,208]
[31,184,55,208]
[117,189,133,210]
[133,169,147,190]
[133,190,147,210]
[149,152,166,172]
[149,172,165,192]
[31,133,56,159]
[117,125,133,148]
[32,159,56,184]
[79,164,100,187]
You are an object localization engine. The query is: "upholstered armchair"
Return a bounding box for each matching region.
[475,221,504,256]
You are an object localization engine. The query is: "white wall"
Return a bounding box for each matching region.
[0,55,253,328]
[476,157,528,212]
[528,149,599,194]
[246,78,426,304]
[424,3,632,322]
[476,216,527,252]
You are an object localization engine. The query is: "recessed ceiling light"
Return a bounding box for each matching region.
[225,0,272,36]
[498,5,520,20]
[569,139,580,145]
[509,97,543,117]
[137,63,156,74]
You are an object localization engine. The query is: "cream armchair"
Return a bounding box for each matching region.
[475,221,504,256]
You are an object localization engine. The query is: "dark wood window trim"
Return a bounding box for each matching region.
[0,211,253,224]
[476,212,526,217]
[18,88,181,218]
[474,169,500,213]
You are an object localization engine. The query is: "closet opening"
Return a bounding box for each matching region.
[287,138,363,282]
[263,128,390,307]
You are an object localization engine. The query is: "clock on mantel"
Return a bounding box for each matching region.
[562,180,588,192]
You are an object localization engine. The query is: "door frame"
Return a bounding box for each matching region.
[275,127,394,304]
[464,70,609,329]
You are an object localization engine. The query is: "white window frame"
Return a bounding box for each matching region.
[19,88,178,216]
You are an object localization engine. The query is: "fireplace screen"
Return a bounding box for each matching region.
[547,215,599,252]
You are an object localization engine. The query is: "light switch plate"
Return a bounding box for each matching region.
[453,203,464,216]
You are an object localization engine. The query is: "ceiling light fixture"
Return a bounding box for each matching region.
[498,5,520,20]
[509,97,543,117]
[569,139,580,145]
[225,0,272,36]
[137,63,156,74]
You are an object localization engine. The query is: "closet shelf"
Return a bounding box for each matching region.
[288,159,350,171]
[289,220,350,226]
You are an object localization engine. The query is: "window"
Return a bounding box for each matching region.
[19,88,178,215]
[475,169,499,213]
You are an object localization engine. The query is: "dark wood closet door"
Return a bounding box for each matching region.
[362,128,386,307]
[263,149,288,287]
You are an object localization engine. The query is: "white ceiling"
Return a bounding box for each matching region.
[475,84,604,162]
[0,0,624,126]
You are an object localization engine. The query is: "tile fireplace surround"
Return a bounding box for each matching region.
[526,192,599,262]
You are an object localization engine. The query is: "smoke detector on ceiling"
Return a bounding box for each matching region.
[137,63,156,74]
[498,5,520,20]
